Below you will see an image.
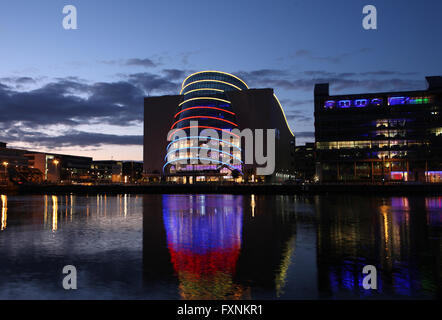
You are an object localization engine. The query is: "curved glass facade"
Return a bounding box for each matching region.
[165,71,246,179]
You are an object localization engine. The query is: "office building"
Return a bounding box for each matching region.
[144,71,296,183]
[91,160,123,183]
[314,76,442,183]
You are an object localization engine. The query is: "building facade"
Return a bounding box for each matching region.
[122,161,144,183]
[91,160,123,183]
[0,142,43,185]
[144,71,296,183]
[314,76,442,183]
[0,142,28,167]
[293,142,316,182]
[26,152,92,184]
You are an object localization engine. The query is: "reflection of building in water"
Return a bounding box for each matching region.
[425,197,442,226]
[235,195,297,298]
[316,196,440,298]
[163,195,245,300]
[142,194,297,299]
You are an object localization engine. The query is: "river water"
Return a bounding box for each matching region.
[0,194,440,299]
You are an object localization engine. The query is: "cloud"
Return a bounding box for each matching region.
[0,70,185,149]
[235,68,426,93]
[0,69,185,131]
[0,78,143,128]
[294,131,315,139]
[127,72,180,94]
[285,110,312,122]
[1,127,142,148]
[292,48,373,64]
[279,98,313,108]
[125,58,157,68]
[162,69,189,81]
[100,57,160,68]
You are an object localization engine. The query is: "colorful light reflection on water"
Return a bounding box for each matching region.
[162,195,245,299]
[0,194,439,299]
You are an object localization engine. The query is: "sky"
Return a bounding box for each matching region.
[0,0,441,160]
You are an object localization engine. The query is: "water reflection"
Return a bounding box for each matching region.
[52,195,58,232]
[142,194,298,300]
[162,195,244,299]
[1,195,7,231]
[0,194,439,299]
[316,196,441,298]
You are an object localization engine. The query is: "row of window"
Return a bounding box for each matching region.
[324,96,434,109]
[316,140,428,150]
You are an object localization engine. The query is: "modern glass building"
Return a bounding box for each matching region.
[314,76,442,183]
[144,71,296,183]
[165,72,245,180]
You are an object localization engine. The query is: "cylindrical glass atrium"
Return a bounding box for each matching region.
[164,71,248,180]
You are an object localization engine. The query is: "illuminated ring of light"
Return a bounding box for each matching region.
[168,126,239,140]
[174,106,236,118]
[182,71,249,90]
[164,147,243,163]
[163,157,243,174]
[167,136,241,152]
[171,116,238,129]
[178,97,231,107]
[273,93,295,137]
[180,80,243,94]
[184,88,225,95]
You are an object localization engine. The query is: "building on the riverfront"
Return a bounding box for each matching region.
[0,142,44,185]
[25,152,92,184]
[90,160,123,183]
[314,76,442,183]
[144,71,296,183]
[293,142,316,182]
[122,161,144,183]
[0,142,28,167]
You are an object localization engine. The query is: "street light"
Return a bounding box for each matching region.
[2,162,8,184]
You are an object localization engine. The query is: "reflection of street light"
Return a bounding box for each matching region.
[381,156,386,184]
[53,159,59,166]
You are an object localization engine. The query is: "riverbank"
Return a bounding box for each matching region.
[1,183,442,195]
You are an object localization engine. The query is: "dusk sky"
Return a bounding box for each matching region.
[1,0,441,160]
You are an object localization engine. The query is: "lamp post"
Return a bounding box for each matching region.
[53,159,60,184]
[2,162,8,184]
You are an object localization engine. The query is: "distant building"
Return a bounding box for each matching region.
[144,71,296,183]
[25,153,60,183]
[122,161,143,183]
[294,142,316,181]
[26,152,92,183]
[91,160,123,183]
[0,142,33,185]
[314,76,442,183]
[0,142,28,167]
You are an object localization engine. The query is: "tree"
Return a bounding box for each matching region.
[231,169,241,181]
